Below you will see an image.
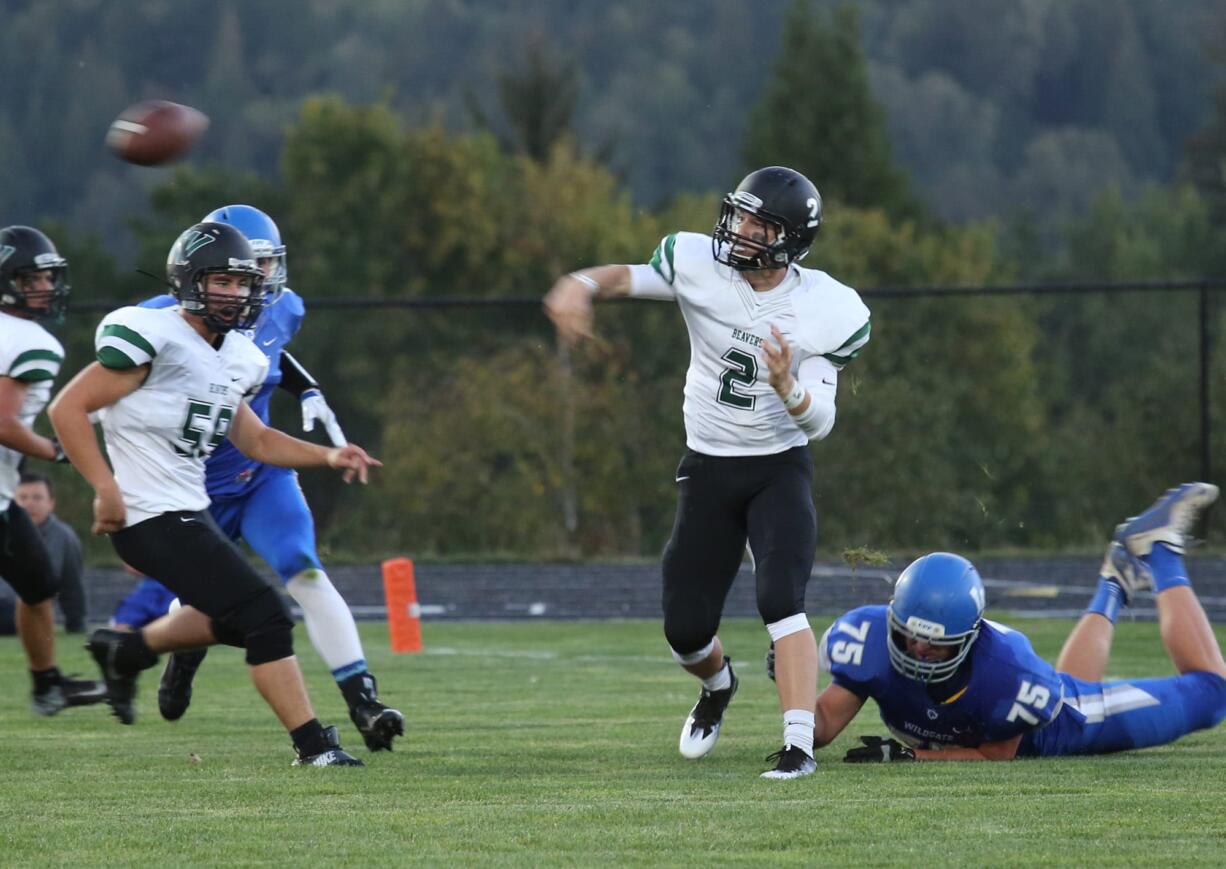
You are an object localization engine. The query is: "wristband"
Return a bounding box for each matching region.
[781,380,806,410]
[569,272,601,295]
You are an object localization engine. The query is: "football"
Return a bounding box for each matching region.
[105,100,209,166]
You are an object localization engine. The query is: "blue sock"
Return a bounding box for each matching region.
[1087,577,1124,624]
[1146,543,1191,593]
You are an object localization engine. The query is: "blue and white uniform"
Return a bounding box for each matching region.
[822,605,1226,756]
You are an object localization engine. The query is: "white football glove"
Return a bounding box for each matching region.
[300,388,347,447]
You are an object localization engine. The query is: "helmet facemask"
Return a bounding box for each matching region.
[2,259,70,322]
[248,238,287,303]
[178,264,267,334]
[886,605,980,683]
[712,195,798,271]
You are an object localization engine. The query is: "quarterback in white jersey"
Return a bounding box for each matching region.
[546,166,870,779]
[0,225,106,716]
[51,221,378,766]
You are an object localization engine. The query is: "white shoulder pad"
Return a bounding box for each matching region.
[95,306,177,369]
[0,314,64,382]
[791,269,871,367]
[648,231,715,286]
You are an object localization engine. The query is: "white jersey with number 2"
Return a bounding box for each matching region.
[94,306,268,526]
[628,231,870,456]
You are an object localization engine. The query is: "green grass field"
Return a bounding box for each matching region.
[3,616,1225,866]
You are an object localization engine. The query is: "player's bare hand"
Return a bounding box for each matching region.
[763,323,794,391]
[91,481,126,535]
[327,444,382,484]
[544,276,595,346]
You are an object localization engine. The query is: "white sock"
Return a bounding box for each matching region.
[783,709,815,756]
[286,569,366,679]
[701,660,732,692]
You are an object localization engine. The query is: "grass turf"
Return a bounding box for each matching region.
[2,616,1225,866]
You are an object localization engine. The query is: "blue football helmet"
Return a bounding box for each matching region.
[886,552,985,683]
[202,204,287,300]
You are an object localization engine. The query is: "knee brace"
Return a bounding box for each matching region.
[765,613,811,642]
[224,586,295,666]
[670,638,716,666]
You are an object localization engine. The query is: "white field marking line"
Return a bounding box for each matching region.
[810,566,1226,606]
[423,646,677,664]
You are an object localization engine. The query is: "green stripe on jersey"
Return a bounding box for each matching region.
[14,368,56,382]
[100,324,157,359]
[823,320,871,367]
[10,348,62,370]
[649,234,678,285]
[97,346,139,369]
[9,349,62,381]
[834,320,871,353]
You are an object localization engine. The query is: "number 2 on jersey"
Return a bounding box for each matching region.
[718,347,757,410]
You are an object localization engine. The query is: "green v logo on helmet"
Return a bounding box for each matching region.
[181,230,217,258]
[0,245,14,267]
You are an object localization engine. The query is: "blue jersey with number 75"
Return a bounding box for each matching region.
[821,605,1064,750]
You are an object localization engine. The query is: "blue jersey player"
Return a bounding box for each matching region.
[113,205,404,752]
[814,482,1226,762]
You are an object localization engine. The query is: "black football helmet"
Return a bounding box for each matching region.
[0,226,69,321]
[166,222,266,333]
[712,166,822,271]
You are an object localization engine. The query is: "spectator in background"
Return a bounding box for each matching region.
[16,471,86,632]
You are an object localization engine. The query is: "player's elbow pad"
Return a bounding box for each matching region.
[795,394,836,442]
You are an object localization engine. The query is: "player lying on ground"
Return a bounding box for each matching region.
[809,483,1226,762]
[0,225,106,716]
[118,204,403,752]
[49,221,379,766]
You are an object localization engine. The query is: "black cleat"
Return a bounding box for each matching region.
[341,672,405,752]
[158,648,208,722]
[761,743,816,780]
[678,660,738,759]
[350,702,406,752]
[293,725,365,767]
[31,684,65,716]
[86,629,139,725]
[61,674,108,708]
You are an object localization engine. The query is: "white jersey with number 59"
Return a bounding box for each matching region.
[94,306,268,527]
[628,231,870,456]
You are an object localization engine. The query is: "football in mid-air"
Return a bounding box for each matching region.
[106,100,209,166]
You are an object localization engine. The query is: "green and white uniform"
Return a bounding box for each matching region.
[629,231,870,456]
[0,311,64,510]
[95,306,268,527]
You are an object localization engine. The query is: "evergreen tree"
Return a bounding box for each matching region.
[741,1,918,219]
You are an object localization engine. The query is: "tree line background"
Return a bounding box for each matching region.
[10,0,1226,562]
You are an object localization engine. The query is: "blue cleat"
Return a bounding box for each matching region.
[1114,483,1219,557]
[1098,541,1152,606]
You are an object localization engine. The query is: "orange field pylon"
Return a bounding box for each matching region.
[382,557,423,653]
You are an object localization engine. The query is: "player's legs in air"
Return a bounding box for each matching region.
[158,467,404,750]
[1030,483,1226,756]
[1,501,105,715]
